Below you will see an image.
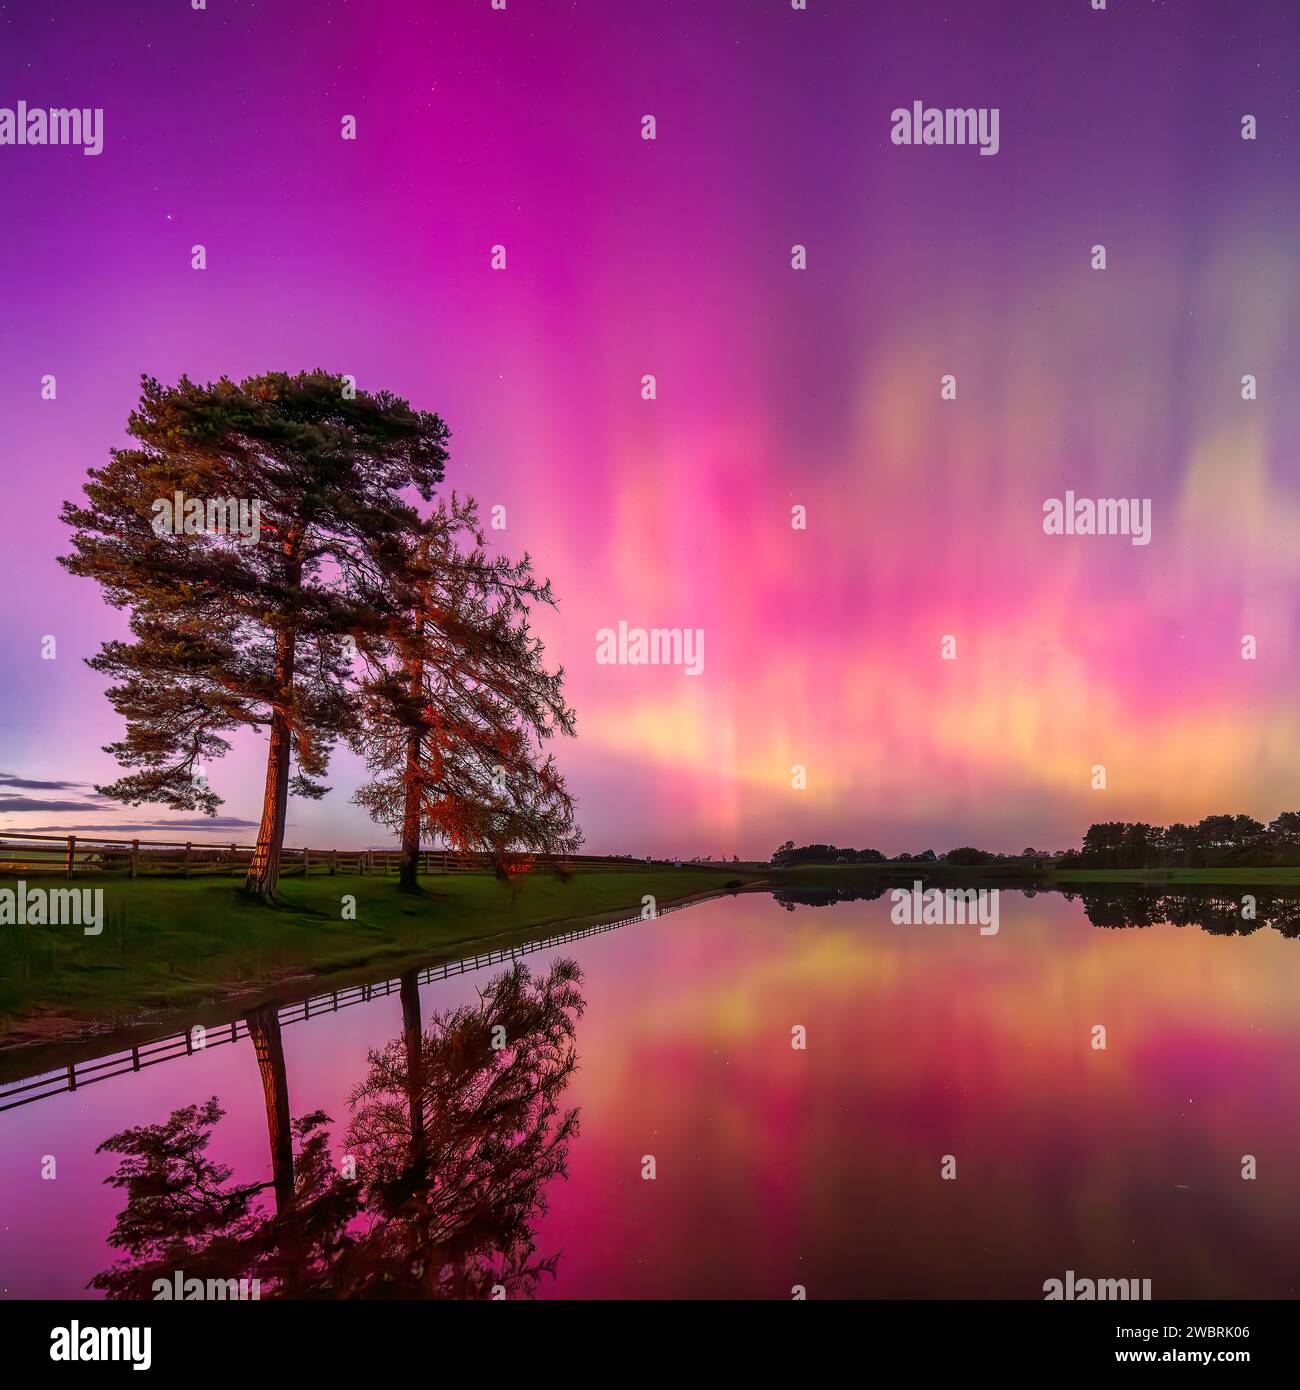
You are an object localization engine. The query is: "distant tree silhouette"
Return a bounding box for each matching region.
[1231,814,1266,847]
[943,846,992,866]
[771,843,887,866]
[769,808,1300,872]
[1072,810,1299,869]
[1165,822,1196,867]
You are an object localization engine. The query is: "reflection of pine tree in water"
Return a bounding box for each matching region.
[341,956,584,1298]
[88,959,584,1300]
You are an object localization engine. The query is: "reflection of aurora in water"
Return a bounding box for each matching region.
[5,889,1300,1300]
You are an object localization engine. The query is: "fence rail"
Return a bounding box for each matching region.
[0,830,681,880]
[0,899,699,1114]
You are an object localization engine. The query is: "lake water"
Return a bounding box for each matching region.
[2,885,1299,1300]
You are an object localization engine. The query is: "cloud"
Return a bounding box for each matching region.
[0,774,96,792]
[0,796,106,812]
[12,817,260,833]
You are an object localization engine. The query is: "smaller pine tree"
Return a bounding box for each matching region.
[351,495,580,887]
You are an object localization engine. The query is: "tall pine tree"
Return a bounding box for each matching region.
[60,371,449,901]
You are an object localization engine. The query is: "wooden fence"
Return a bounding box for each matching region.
[0,830,673,880]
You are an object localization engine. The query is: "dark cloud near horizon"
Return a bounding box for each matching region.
[0,766,132,823]
[0,796,107,812]
[11,817,260,833]
[0,774,93,792]
[0,773,115,807]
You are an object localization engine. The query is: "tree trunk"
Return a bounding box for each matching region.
[245,708,293,901]
[245,539,302,903]
[399,971,425,1158]
[398,648,425,891]
[246,1004,294,1216]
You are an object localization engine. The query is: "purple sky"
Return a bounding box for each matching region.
[0,0,1297,857]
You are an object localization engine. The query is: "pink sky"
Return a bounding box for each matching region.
[0,0,1296,857]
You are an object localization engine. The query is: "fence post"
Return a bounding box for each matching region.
[230,843,237,876]
[130,839,139,879]
[304,847,310,876]
[384,851,390,876]
[66,835,76,879]
[183,842,191,877]
[330,849,337,876]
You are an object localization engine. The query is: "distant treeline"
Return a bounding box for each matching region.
[1072,813,1300,868]
[770,842,1014,868]
[771,810,1300,870]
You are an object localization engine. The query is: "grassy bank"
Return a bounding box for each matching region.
[0,866,760,1042]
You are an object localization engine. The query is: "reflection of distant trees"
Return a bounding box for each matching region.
[89,958,584,1299]
[771,883,891,911]
[1060,887,1300,938]
[774,880,1300,938]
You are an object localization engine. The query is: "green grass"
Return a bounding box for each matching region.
[0,866,760,1040]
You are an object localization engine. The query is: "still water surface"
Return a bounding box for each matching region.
[2,886,1299,1299]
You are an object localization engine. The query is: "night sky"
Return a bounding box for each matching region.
[0,0,1296,856]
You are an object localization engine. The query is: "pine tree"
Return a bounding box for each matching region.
[59,370,450,901]
[351,495,580,888]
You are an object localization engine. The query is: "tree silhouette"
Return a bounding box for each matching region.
[60,370,449,901]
